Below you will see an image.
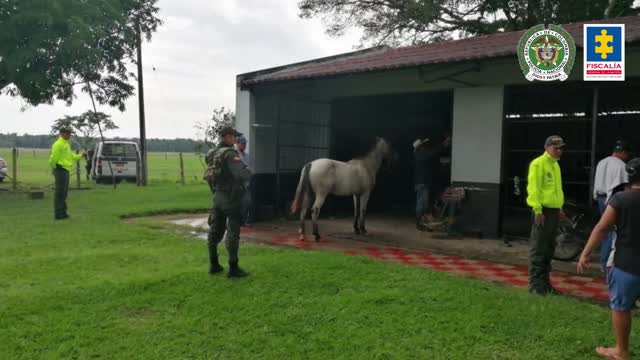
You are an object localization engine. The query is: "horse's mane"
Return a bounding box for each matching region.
[353,137,385,160]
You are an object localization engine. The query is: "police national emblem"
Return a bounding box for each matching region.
[518,24,576,81]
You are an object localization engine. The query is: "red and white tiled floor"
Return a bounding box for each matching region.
[174,218,609,303]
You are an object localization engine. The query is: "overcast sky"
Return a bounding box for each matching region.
[0,0,360,140]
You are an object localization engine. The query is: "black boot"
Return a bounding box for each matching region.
[209,257,224,274]
[227,261,249,278]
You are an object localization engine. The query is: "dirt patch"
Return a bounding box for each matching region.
[120,307,157,322]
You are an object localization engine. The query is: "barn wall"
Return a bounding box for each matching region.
[236,46,640,230]
[252,94,278,174]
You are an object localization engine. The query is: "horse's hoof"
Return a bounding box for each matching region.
[353,228,361,235]
[314,235,320,242]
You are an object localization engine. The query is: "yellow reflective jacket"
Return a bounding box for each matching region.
[526,152,564,214]
[49,137,82,171]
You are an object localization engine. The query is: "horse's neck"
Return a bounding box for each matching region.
[361,148,383,174]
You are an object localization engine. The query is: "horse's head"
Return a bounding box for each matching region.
[374,137,397,170]
[374,137,394,159]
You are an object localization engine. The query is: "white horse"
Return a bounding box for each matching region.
[290,137,394,241]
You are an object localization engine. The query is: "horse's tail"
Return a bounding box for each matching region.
[291,162,312,214]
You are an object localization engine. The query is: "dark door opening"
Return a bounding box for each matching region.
[326,91,453,217]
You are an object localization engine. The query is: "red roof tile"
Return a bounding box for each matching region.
[242,16,640,85]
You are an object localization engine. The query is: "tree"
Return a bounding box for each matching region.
[51,111,119,150]
[194,107,236,151]
[298,0,639,46]
[0,0,161,110]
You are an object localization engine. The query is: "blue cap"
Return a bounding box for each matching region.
[238,136,247,144]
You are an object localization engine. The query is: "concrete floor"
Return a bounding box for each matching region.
[174,213,601,278]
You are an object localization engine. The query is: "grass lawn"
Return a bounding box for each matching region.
[0,147,207,188]
[1,184,637,359]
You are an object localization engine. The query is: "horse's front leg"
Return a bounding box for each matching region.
[353,194,361,235]
[358,192,371,235]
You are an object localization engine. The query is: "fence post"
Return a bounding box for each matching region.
[33,150,36,159]
[76,151,81,189]
[179,152,185,185]
[12,147,17,191]
[136,156,141,186]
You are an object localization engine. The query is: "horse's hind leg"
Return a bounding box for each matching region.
[353,194,361,235]
[311,193,327,242]
[298,194,311,241]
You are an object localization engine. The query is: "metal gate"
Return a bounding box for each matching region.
[274,99,331,213]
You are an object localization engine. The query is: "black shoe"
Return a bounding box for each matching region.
[55,214,70,220]
[416,217,427,231]
[209,263,224,274]
[228,262,250,278]
[546,286,561,295]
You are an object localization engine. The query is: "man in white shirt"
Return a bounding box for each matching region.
[235,136,253,225]
[235,136,250,169]
[593,140,633,271]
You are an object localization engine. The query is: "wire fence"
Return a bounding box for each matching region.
[0,148,209,191]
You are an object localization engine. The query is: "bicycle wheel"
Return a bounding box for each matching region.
[553,227,584,261]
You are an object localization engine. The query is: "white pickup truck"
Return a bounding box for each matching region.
[0,157,8,182]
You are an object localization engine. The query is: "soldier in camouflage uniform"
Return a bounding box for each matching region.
[204,146,217,194]
[207,126,252,278]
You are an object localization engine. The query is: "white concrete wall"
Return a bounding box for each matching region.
[451,86,504,184]
[235,88,255,167]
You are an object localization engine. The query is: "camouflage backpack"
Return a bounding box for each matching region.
[203,147,235,186]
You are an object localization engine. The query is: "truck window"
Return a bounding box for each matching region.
[102,144,138,158]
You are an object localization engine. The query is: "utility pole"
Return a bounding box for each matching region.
[136,22,148,186]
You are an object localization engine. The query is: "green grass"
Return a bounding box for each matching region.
[0,147,207,189]
[1,184,638,359]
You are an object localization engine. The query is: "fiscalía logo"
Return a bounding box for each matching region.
[584,24,625,81]
[518,24,576,81]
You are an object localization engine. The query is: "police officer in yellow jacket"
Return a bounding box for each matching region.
[526,135,566,295]
[49,128,83,220]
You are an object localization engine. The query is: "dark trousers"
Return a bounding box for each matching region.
[528,208,560,291]
[415,184,433,217]
[207,206,242,265]
[53,167,70,219]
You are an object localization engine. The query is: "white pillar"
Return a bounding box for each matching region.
[451,86,505,237]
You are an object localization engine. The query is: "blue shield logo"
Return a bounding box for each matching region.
[586,26,623,62]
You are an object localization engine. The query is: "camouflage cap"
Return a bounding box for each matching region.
[544,135,565,148]
[218,126,242,137]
